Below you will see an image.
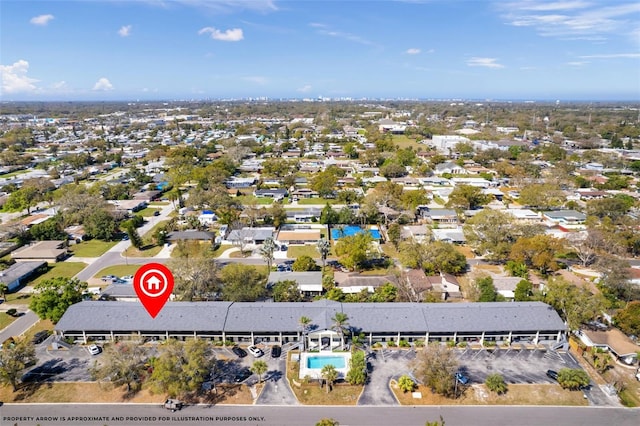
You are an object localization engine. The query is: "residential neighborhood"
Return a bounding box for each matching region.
[0,99,639,417]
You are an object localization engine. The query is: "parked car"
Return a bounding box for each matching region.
[248,345,264,357]
[546,369,559,381]
[271,345,282,358]
[101,275,117,282]
[163,399,183,412]
[153,210,160,216]
[232,346,247,358]
[31,330,50,345]
[88,344,101,355]
[234,368,253,383]
[455,372,470,385]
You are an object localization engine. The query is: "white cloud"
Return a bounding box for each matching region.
[118,25,132,37]
[30,14,54,26]
[93,78,114,91]
[0,60,39,94]
[168,0,278,13]
[579,53,640,59]
[198,27,244,41]
[567,61,589,66]
[52,81,68,89]
[297,84,312,93]
[466,57,505,69]
[406,48,421,55]
[501,1,640,39]
[243,76,267,85]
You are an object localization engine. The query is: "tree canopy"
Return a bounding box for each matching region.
[29,277,87,323]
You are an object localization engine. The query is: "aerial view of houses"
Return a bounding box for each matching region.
[0,98,639,424]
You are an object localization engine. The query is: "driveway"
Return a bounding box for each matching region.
[22,336,97,383]
[358,349,417,405]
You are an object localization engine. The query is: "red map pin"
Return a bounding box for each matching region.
[134,263,174,318]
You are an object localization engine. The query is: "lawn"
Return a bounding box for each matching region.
[31,262,88,286]
[69,239,117,257]
[392,383,589,406]
[136,206,162,217]
[287,245,329,259]
[379,243,400,260]
[455,245,475,259]
[236,195,274,205]
[392,134,426,151]
[0,382,255,404]
[297,198,340,205]
[123,245,163,257]
[286,351,361,405]
[94,264,143,279]
[23,319,55,342]
[211,244,233,258]
[0,312,18,329]
[0,169,29,178]
[149,201,170,206]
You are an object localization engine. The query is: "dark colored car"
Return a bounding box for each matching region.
[232,346,247,358]
[455,372,470,385]
[234,368,253,383]
[31,331,50,345]
[153,210,160,216]
[546,370,559,381]
[271,345,282,358]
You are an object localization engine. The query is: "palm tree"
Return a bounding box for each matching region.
[299,316,311,352]
[316,238,331,270]
[260,237,276,271]
[251,360,268,383]
[331,312,349,349]
[0,283,7,301]
[321,364,339,393]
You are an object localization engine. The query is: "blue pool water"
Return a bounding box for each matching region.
[306,356,346,369]
[331,226,381,240]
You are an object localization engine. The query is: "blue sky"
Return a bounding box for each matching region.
[1,0,639,101]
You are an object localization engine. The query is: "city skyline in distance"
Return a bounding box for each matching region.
[1,0,639,102]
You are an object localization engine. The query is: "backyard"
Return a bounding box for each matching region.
[31,262,88,286]
[69,239,117,257]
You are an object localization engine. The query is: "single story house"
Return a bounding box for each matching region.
[0,261,47,291]
[227,227,275,245]
[576,327,639,365]
[267,271,323,295]
[254,188,288,200]
[543,210,587,225]
[418,208,459,227]
[286,208,322,223]
[291,188,319,199]
[167,230,215,243]
[276,229,321,245]
[54,300,567,347]
[12,241,68,263]
[334,272,398,294]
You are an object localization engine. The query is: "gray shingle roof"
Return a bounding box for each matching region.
[267,271,322,287]
[55,300,566,334]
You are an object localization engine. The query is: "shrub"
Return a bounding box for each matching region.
[399,339,410,348]
[557,368,590,390]
[387,341,397,347]
[398,374,416,393]
[483,340,496,348]
[447,341,456,348]
[457,342,468,348]
[485,373,508,394]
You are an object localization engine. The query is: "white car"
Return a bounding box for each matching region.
[88,344,101,355]
[247,345,263,357]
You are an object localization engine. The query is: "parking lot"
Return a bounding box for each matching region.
[454,346,581,385]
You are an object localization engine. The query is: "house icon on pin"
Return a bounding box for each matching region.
[146,275,162,291]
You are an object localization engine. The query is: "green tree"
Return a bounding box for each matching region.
[614,301,640,336]
[259,237,276,271]
[29,216,67,240]
[514,279,533,302]
[219,263,266,301]
[324,287,345,302]
[586,197,633,221]
[148,338,216,398]
[387,223,402,249]
[320,204,339,226]
[316,238,331,270]
[334,232,373,271]
[422,241,467,275]
[167,254,218,301]
[0,283,8,300]
[412,343,459,398]
[292,255,320,272]
[3,186,39,213]
[124,223,143,249]
[29,277,87,323]
[0,336,37,391]
[331,312,350,346]
[557,368,590,390]
[446,184,490,211]
[476,276,499,302]
[311,169,339,198]
[84,208,117,240]
[90,341,148,393]
[518,183,565,210]
[316,418,339,426]
[251,360,268,383]
[268,202,287,229]
[370,282,398,302]
[299,315,311,352]
[510,235,563,275]
[321,364,339,393]
[345,350,367,385]
[544,277,605,330]
[398,374,416,393]
[485,373,508,395]
[272,280,303,302]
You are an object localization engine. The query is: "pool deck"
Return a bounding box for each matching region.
[299,351,352,380]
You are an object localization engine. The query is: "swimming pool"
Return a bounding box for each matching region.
[331,226,381,240]
[299,352,352,379]
[307,355,346,369]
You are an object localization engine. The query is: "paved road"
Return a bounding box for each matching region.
[0,404,637,426]
[0,310,38,344]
